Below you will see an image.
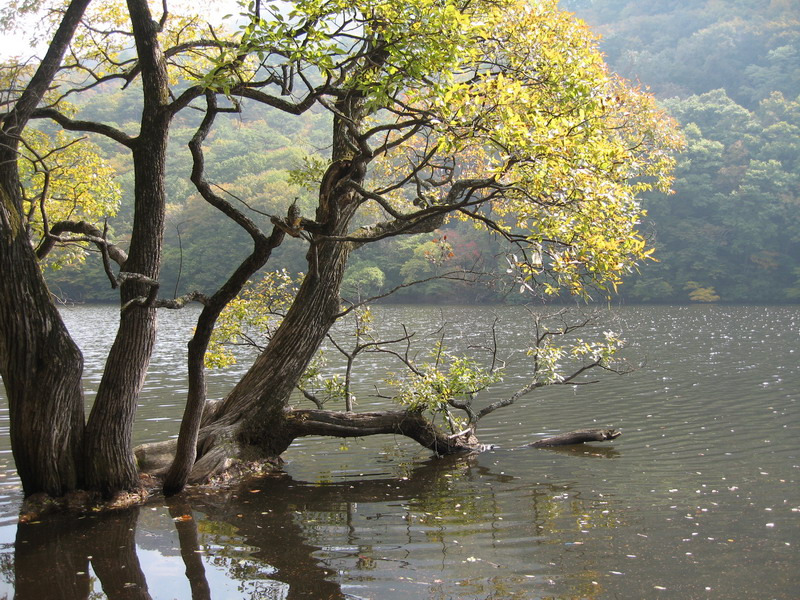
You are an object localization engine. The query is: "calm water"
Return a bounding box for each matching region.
[0,304,798,599]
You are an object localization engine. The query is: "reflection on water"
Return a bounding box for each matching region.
[2,455,627,600]
[0,304,798,599]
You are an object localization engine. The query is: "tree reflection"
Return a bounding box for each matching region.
[7,451,623,599]
[536,444,620,459]
[165,498,210,600]
[14,515,91,600]
[14,508,150,599]
[188,452,621,599]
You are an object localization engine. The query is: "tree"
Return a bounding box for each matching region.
[1,0,93,498]
[1,0,680,499]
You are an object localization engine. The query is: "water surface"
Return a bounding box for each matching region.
[0,304,797,599]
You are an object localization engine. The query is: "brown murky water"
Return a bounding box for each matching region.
[1,304,798,599]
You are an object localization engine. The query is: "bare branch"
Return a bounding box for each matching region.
[153,291,210,309]
[188,91,273,242]
[31,108,134,147]
[299,388,325,410]
[119,272,160,312]
[231,83,328,116]
[36,219,128,264]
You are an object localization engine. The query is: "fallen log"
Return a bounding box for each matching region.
[528,428,621,447]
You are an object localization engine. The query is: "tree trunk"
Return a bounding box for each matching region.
[187,92,368,481]
[0,258,85,498]
[0,0,92,497]
[83,136,167,495]
[83,0,172,496]
[190,212,359,481]
[0,176,85,496]
[179,239,481,481]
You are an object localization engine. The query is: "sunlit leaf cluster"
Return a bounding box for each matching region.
[242,0,480,103]
[18,128,121,268]
[301,364,348,407]
[390,341,501,428]
[206,268,302,368]
[527,323,624,385]
[368,0,682,297]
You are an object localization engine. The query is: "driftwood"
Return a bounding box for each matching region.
[528,428,621,448]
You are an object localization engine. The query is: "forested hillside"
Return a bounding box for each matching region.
[566,0,800,302]
[43,0,800,303]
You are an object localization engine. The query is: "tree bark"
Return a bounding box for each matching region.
[83,0,172,496]
[0,0,92,497]
[285,409,479,454]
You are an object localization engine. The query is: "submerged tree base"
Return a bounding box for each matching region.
[135,406,485,491]
[16,424,621,521]
[135,438,282,486]
[19,481,155,523]
[134,415,621,494]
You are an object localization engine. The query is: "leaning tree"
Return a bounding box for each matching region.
[0,0,681,499]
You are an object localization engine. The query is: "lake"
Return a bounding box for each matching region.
[0,304,798,599]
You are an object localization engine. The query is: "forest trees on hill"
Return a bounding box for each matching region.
[633,91,800,302]
[1,0,678,499]
[567,0,800,302]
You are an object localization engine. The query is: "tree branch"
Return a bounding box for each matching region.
[36,219,129,265]
[285,408,478,455]
[31,108,135,147]
[231,83,328,115]
[336,178,503,246]
[475,358,609,422]
[153,291,210,309]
